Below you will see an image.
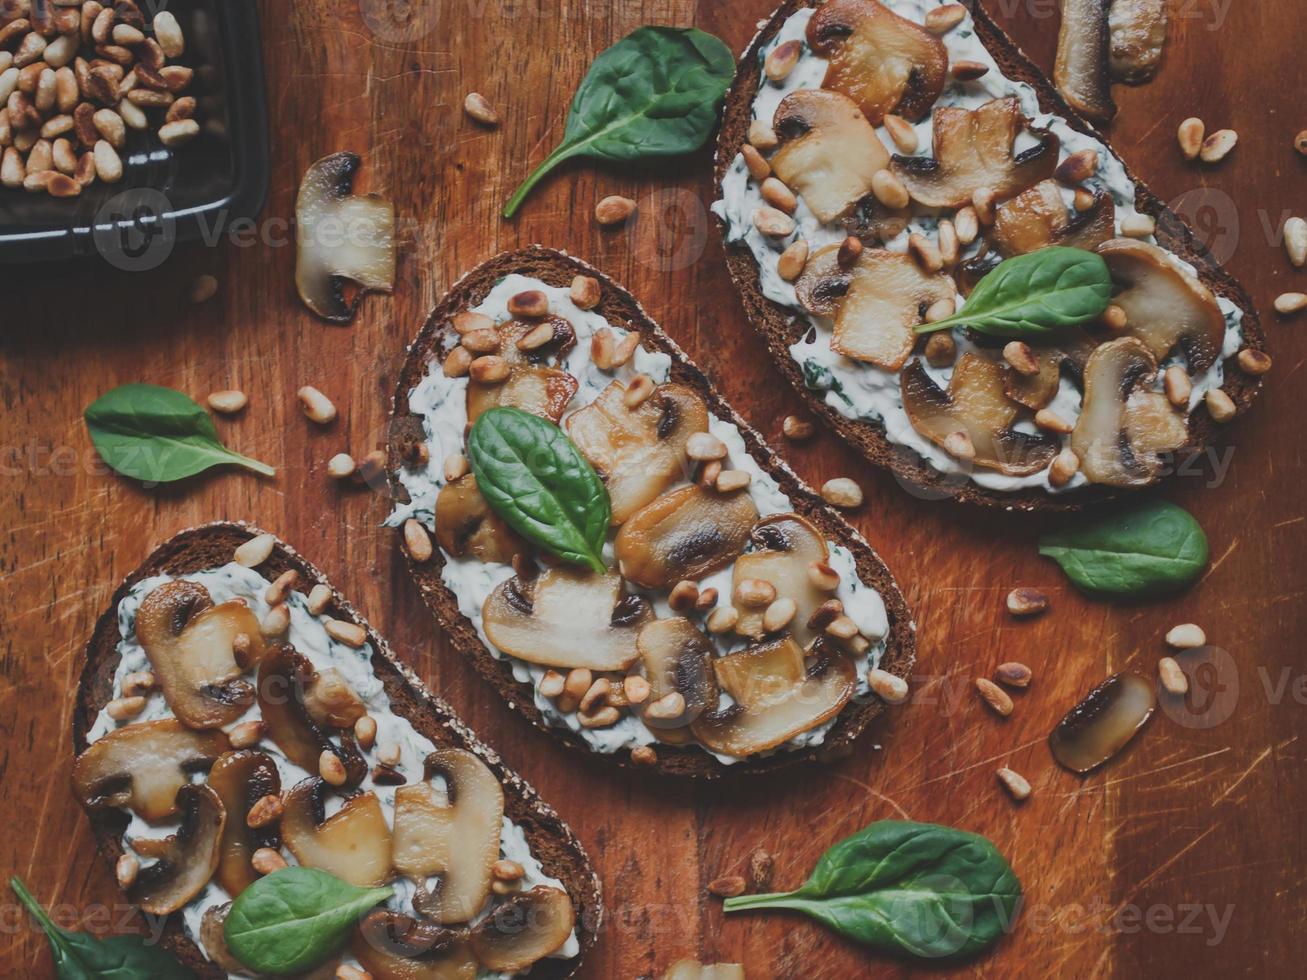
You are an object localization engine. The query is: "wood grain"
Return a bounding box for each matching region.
[1,0,1304,976]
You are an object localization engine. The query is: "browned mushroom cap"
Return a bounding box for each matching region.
[901,354,1060,476]
[1001,328,1098,411]
[614,484,760,590]
[1071,336,1188,487]
[566,381,710,525]
[256,644,367,785]
[1054,0,1116,123]
[295,152,396,324]
[771,89,890,224]
[806,0,948,124]
[1097,238,1227,374]
[1108,0,1168,83]
[392,749,504,925]
[353,910,476,980]
[830,249,957,371]
[692,637,856,757]
[990,181,1116,257]
[733,515,830,645]
[636,618,721,744]
[1050,673,1155,773]
[892,98,1060,209]
[468,886,575,973]
[482,567,652,671]
[135,580,261,729]
[72,719,228,822]
[207,750,281,898]
[127,784,226,915]
[465,317,579,426]
[281,777,393,888]
[434,474,529,564]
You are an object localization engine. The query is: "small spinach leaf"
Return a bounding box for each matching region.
[723,820,1022,961]
[10,876,196,979]
[467,407,610,572]
[502,26,735,217]
[224,867,392,975]
[86,384,274,483]
[1039,499,1208,596]
[916,247,1112,339]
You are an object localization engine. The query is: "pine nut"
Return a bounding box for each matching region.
[461,327,501,354]
[400,519,431,563]
[376,742,401,767]
[153,11,184,58]
[1296,131,1307,158]
[1006,587,1049,617]
[825,614,859,640]
[1158,657,1188,695]
[748,119,779,152]
[1120,214,1156,238]
[34,67,55,112]
[116,854,139,888]
[469,355,510,384]
[251,848,287,875]
[669,580,700,612]
[325,619,367,648]
[882,113,918,152]
[184,274,217,305]
[89,139,121,182]
[1165,623,1206,649]
[246,794,284,829]
[764,39,801,82]
[227,720,265,749]
[463,91,499,126]
[706,606,739,634]
[1003,340,1039,376]
[261,604,290,638]
[327,452,356,479]
[709,875,746,898]
[686,432,727,461]
[1073,188,1096,212]
[306,584,333,616]
[623,373,655,409]
[611,332,640,368]
[516,321,556,351]
[564,668,592,700]
[452,311,493,335]
[762,597,797,632]
[539,670,566,698]
[645,691,686,720]
[265,569,299,606]
[0,147,22,190]
[1273,292,1307,315]
[943,430,975,461]
[564,273,600,310]
[782,414,815,441]
[871,168,909,210]
[735,578,777,609]
[492,859,525,882]
[595,195,636,226]
[696,587,718,610]
[809,598,845,631]
[697,460,722,488]
[972,186,996,224]
[443,345,472,378]
[630,744,657,767]
[924,3,967,33]
[507,289,549,318]
[43,33,78,69]
[753,206,795,237]
[1237,349,1271,376]
[207,390,246,414]
[623,675,650,705]
[937,219,959,265]
[761,176,797,213]
[975,678,1014,717]
[106,696,145,720]
[996,767,1031,801]
[868,668,909,704]
[319,750,348,786]
[1204,388,1236,422]
[297,385,337,424]
[1199,129,1237,164]
[952,60,989,81]
[1284,217,1307,268]
[1054,149,1099,185]
[158,118,198,147]
[1048,448,1080,487]
[807,559,840,592]
[777,239,809,281]
[121,671,156,697]
[925,332,956,366]
[995,662,1032,688]
[235,533,275,567]
[1034,408,1073,434]
[741,143,770,181]
[579,678,611,714]
[439,454,467,484]
[1177,117,1204,160]
[837,235,862,269]
[954,205,979,244]
[908,233,943,272]
[820,477,863,509]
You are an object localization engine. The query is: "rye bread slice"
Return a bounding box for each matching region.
[387,246,916,779]
[72,521,601,980]
[713,0,1267,512]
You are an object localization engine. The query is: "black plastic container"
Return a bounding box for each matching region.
[0,0,268,266]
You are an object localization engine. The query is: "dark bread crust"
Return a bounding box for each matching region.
[72,522,601,979]
[713,0,1267,512]
[387,246,916,779]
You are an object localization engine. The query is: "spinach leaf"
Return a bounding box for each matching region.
[723,820,1021,961]
[10,876,196,979]
[224,867,392,975]
[916,247,1112,339]
[467,407,610,572]
[1039,499,1208,596]
[502,26,735,217]
[86,384,274,484]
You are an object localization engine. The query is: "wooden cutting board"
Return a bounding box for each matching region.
[1,0,1303,975]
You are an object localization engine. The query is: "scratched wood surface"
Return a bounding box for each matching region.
[1,0,1304,976]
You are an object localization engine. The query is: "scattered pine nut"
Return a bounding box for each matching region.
[307,584,333,616]
[116,854,139,888]
[996,767,1031,801]
[762,597,797,632]
[1034,408,1073,434]
[228,720,265,749]
[1273,292,1307,315]
[189,274,218,304]
[319,750,348,786]
[507,289,549,318]
[742,143,770,181]
[1165,623,1207,649]
[753,206,795,238]
[871,168,910,210]
[837,234,863,269]
[1237,349,1272,376]
[1158,657,1189,695]
[623,373,655,409]
[1120,214,1156,238]
[777,240,809,281]
[668,579,700,612]
[748,120,779,152]
[708,875,746,898]
[782,414,815,441]
[1003,340,1039,376]
[325,619,367,648]
[1054,149,1099,185]
[595,195,636,226]
[883,113,918,153]
[825,614,859,640]
[716,469,752,493]
[1199,129,1238,164]
[706,606,739,634]
[1164,365,1192,407]
[403,519,433,563]
[121,671,156,697]
[925,332,957,367]
[908,232,942,272]
[868,668,909,704]
[975,678,1014,717]
[1177,117,1205,161]
[376,742,401,767]
[463,91,499,126]
[234,533,275,568]
[265,569,298,606]
[807,559,840,592]
[924,3,967,33]
[1284,217,1307,268]
[735,578,777,609]
[246,793,284,829]
[686,432,728,461]
[820,477,863,509]
[297,386,337,424]
[261,604,290,638]
[942,430,975,461]
[1048,448,1081,487]
[106,696,145,721]
[570,274,601,310]
[251,848,287,875]
[354,715,377,750]
[764,40,801,82]
[539,670,566,698]
[646,691,686,720]
[1204,388,1237,423]
[1006,587,1049,617]
[630,745,658,767]
[951,60,989,81]
[207,389,246,414]
[623,675,651,705]
[994,662,1032,688]
[327,452,356,480]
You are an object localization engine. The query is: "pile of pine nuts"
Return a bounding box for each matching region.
[0,0,198,196]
